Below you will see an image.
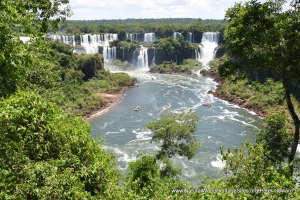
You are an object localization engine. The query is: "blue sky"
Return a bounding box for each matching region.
[68,0,291,20]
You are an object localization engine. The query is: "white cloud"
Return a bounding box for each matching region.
[70,0,106,8]
[67,0,291,20]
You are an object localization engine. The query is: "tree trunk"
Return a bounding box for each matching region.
[283,79,300,175]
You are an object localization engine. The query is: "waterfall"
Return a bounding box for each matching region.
[72,35,75,47]
[186,32,193,43]
[79,33,118,61]
[132,50,136,66]
[127,33,138,41]
[103,45,116,61]
[49,35,75,46]
[137,45,148,69]
[196,32,219,69]
[173,32,181,40]
[151,47,156,67]
[144,33,155,42]
[80,34,96,54]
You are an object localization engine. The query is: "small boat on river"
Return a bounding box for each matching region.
[135,106,141,111]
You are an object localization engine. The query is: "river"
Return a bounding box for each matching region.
[89,70,263,185]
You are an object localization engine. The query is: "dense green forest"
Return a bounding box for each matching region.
[56,18,227,36]
[1,0,300,199]
[52,18,227,47]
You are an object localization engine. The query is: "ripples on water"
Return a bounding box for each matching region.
[89,70,263,185]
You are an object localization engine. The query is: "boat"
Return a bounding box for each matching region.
[202,103,211,107]
[135,106,141,111]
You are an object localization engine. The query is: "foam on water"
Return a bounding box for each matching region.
[90,70,263,184]
[106,131,119,135]
[211,154,226,169]
[133,129,152,141]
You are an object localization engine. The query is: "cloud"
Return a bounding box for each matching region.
[68,0,290,20]
[70,0,106,9]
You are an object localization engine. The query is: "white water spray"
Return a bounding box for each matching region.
[173,32,181,40]
[137,45,148,69]
[196,32,219,69]
[144,33,156,42]
[79,34,118,61]
[186,32,193,43]
[127,33,138,41]
[151,47,156,67]
[49,35,76,46]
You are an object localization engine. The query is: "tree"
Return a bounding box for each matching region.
[212,142,297,199]
[256,113,291,167]
[77,54,104,81]
[125,154,190,199]
[221,0,300,173]
[0,0,71,98]
[146,109,200,160]
[126,154,160,192]
[0,91,119,198]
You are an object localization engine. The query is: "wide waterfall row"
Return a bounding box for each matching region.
[50,35,76,47]
[173,32,182,40]
[127,33,138,41]
[144,33,156,42]
[80,34,118,45]
[195,32,219,69]
[126,33,156,42]
[47,31,220,69]
[186,32,194,43]
[80,34,118,61]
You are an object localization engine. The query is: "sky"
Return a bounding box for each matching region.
[68,0,291,20]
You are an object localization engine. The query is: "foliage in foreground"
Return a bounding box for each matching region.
[0,91,119,199]
[146,109,200,160]
[198,142,299,200]
[1,92,299,199]
[124,154,192,200]
[221,0,300,169]
[256,113,291,168]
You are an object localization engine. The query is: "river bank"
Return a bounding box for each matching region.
[84,77,138,120]
[200,70,267,117]
[84,88,127,120]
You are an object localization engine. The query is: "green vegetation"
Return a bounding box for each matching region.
[2,0,300,199]
[0,91,119,199]
[256,113,291,167]
[150,59,202,74]
[221,0,300,170]
[146,110,200,160]
[47,41,134,117]
[207,55,300,121]
[58,19,227,42]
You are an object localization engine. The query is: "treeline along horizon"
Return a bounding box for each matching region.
[64,18,225,25]
[56,18,227,38]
